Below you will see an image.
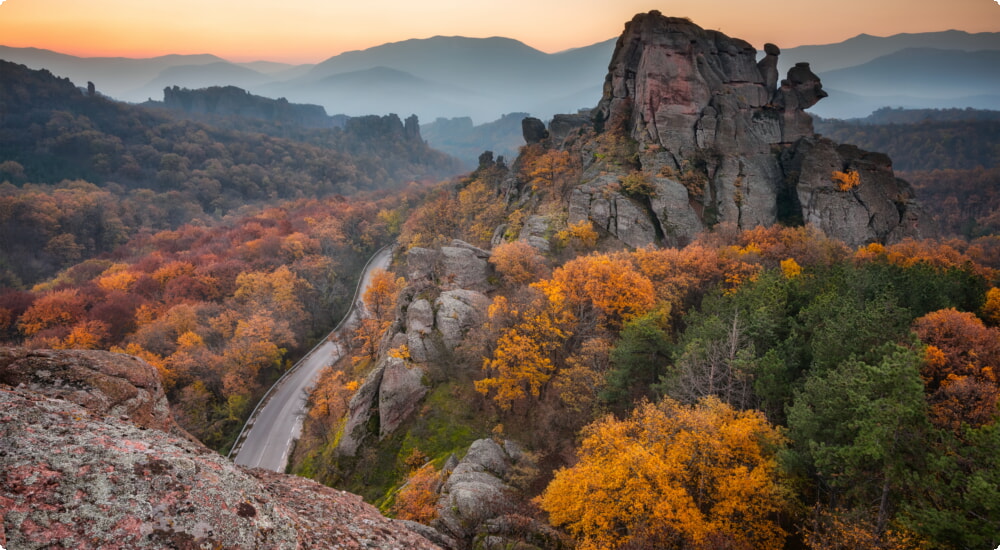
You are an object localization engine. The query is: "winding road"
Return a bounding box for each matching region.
[230,246,393,471]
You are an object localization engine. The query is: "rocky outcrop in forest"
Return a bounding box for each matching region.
[162,85,336,128]
[531,11,933,248]
[0,348,440,549]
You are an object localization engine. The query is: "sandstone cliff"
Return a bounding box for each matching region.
[532,11,933,248]
[0,348,440,550]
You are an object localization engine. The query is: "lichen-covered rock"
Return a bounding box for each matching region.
[0,348,185,438]
[0,348,439,550]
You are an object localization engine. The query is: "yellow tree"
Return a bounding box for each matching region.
[544,253,656,331]
[353,268,404,362]
[540,397,789,550]
[362,268,404,323]
[527,149,575,198]
[489,240,549,286]
[475,292,573,410]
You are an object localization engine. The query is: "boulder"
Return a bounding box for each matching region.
[439,244,490,292]
[434,439,517,542]
[563,10,927,246]
[435,289,490,352]
[406,298,439,363]
[0,348,188,439]
[521,117,549,144]
[407,247,440,284]
[780,136,932,247]
[0,348,439,550]
[378,356,428,438]
[336,364,385,457]
[517,215,552,253]
[757,43,781,94]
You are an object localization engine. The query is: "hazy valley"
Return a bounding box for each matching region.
[2,9,1000,550]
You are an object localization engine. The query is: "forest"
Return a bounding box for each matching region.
[287,124,1000,549]
[2,55,1000,549]
[0,60,459,286]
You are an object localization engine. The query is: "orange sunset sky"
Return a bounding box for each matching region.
[1,0,998,63]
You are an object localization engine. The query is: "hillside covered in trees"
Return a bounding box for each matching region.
[2,10,1000,550]
[0,60,460,287]
[283,13,1000,550]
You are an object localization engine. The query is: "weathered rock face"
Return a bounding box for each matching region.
[431,439,566,550]
[0,348,179,435]
[435,289,491,352]
[563,10,927,247]
[406,240,494,293]
[338,240,493,458]
[0,348,439,550]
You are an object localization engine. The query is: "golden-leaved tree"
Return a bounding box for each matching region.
[539,397,789,550]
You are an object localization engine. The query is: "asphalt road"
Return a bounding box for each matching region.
[231,247,393,471]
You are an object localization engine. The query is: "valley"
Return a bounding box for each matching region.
[2,7,1000,550]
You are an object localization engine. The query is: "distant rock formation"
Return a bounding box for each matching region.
[0,348,440,550]
[345,113,426,143]
[548,10,932,248]
[162,85,335,128]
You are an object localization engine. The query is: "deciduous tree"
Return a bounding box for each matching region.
[540,397,789,550]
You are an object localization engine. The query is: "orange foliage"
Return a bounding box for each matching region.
[542,253,656,330]
[803,507,927,550]
[913,308,1000,431]
[391,463,441,523]
[855,238,997,280]
[53,320,109,350]
[18,289,86,336]
[362,268,404,323]
[540,397,789,550]
[525,148,576,198]
[489,241,549,286]
[554,220,599,250]
[982,287,1000,326]
[476,292,573,410]
[832,170,861,191]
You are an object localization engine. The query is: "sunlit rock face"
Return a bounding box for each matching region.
[566,10,932,247]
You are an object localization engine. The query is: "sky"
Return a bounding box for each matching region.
[1,0,998,64]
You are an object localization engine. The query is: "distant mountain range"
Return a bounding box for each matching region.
[2,29,999,122]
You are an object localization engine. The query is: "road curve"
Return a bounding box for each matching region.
[231,246,393,471]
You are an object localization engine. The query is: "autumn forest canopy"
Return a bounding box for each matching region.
[2,42,1000,550]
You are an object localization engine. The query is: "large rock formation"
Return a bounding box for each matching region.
[0,348,440,550]
[561,11,932,247]
[162,85,335,128]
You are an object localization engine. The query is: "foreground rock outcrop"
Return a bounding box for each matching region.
[0,348,440,550]
[551,11,932,248]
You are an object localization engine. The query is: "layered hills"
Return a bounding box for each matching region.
[3,28,998,123]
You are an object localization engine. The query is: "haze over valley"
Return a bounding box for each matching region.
[2,4,1000,550]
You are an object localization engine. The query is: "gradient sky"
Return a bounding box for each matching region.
[1,0,998,63]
